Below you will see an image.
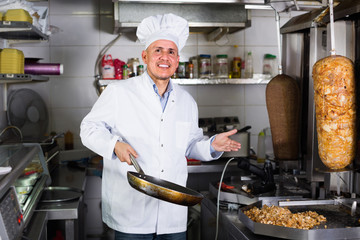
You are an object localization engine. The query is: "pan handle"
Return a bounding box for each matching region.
[129,154,145,175]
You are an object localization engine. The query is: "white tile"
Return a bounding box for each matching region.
[49,0,99,15]
[50,46,100,77]
[50,15,100,46]
[244,84,267,105]
[50,107,91,138]
[178,85,197,101]
[179,46,198,62]
[245,16,277,46]
[14,46,50,62]
[50,77,98,109]
[197,85,244,106]
[244,105,270,136]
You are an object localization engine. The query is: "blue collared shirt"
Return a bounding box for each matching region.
[150,77,173,112]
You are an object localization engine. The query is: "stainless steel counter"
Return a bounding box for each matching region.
[36,164,87,240]
[201,193,279,240]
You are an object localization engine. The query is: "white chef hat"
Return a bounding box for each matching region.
[136,13,189,52]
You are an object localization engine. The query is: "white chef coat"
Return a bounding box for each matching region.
[80,72,222,234]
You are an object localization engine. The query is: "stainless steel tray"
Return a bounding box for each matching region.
[239,199,360,240]
[40,186,83,203]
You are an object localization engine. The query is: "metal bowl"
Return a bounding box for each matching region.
[15,186,33,195]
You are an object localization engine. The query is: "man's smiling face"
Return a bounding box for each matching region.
[142,39,180,82]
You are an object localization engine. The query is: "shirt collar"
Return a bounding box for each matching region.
[147,73,174,97]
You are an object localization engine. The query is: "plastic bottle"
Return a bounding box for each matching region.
[257,130,265,163]
[64,131,73,150]
[122,64,129,79]
[244,51,253,79]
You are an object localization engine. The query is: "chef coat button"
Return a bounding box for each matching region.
[161,144,163,147]
[161,118,163,122]
[161,169,164,172]
[172,100,175,102]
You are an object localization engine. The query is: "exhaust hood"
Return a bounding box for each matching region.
[113,1,257,40]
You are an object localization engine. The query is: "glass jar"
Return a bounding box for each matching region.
[128,58,140,77]
[214,54,228,78]
[137,65,144,75]
[199,54,211,79]
[177,62,186,78]
[263,54,277,77]
[187,63,194,79]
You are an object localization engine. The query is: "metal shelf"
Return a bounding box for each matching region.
[98,74,271,86]
[0,21,48,40]
[0,74,49,84]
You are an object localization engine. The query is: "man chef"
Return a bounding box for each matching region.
[80,13,241,240]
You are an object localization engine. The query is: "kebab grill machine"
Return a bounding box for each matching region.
[203,1,360,239]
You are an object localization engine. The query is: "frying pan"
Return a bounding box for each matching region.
[127,155,203,206]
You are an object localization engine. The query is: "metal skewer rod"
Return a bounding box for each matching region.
[329,0,336,55]
[275,10,283,75]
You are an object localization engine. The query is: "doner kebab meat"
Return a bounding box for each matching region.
[312,55,356,170]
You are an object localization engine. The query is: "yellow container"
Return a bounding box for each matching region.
[3,9,33,24]
[0,48,25,74]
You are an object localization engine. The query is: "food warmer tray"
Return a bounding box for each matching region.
[239,199,360,240]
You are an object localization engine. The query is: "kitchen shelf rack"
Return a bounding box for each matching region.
[0,20,50,111]
[0,21,48,41]
[0,74,49,83]
[98,74,272,86]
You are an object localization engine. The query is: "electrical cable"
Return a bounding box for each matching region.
[215,157,235,240]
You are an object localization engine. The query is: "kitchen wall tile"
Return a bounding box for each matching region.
[49,0,99,15]
[179,85,198,101]
[180,46,198,62]
[245,16,277,46]
[197,85,244,106]
[244,84,267,105]
[244,105,270,136]
[15,46,50,62]
[50,46,100,77]
[50,107,91,140]
[100,15,141,46]
[50,15,100,46]
[50,77,98,109]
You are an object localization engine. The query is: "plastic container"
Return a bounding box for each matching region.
[263,54,277,77]
[232,57,241,78]
[4,9,33,24]
[214,54,228,78]
[101,54,115,79]
[0,48,24,74]
[257,130,266,163]
[244,51,253,79]
[199,54,211,79]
